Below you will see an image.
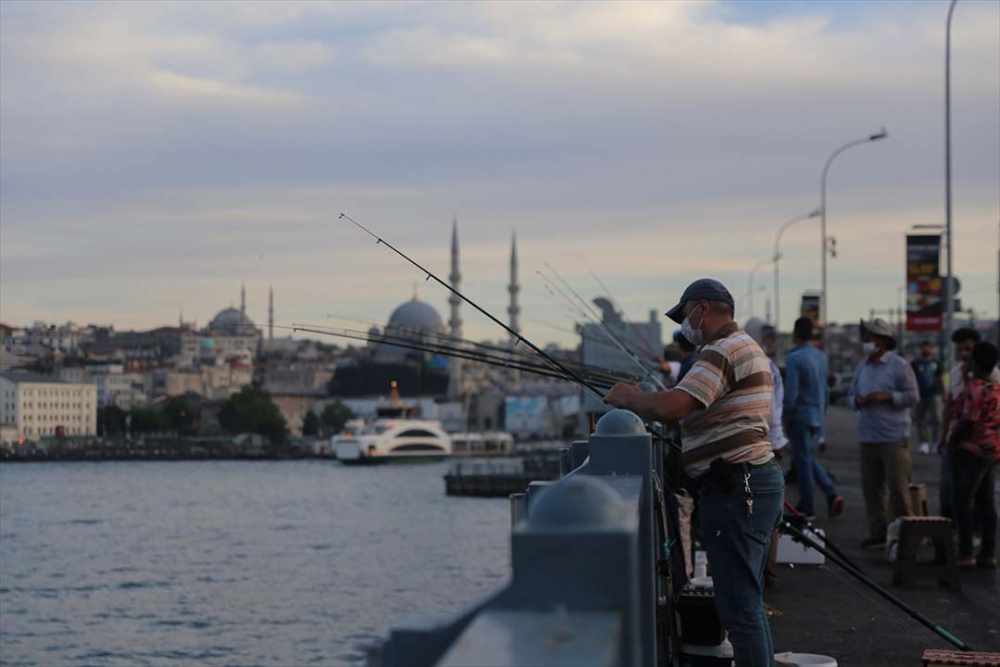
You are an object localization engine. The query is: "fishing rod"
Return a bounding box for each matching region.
[294,324,633,385]
[284,323,679,452]
[782,501,864,574]
[781,519,970,651]
[536,267,682,454]
[578,254,659,359]
[539,264,666,389]
[283,325,584,384]
[320,318,576,370]
[545,262,662,377]
[339,213,608,401]
[285,325,622,389]
[527,287,651,369]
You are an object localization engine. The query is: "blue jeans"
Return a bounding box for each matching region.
[699,460,785,667]
[790,420,837,516]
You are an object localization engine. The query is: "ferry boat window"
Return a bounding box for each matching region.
[391,443,444,452]
[397,429,438,438]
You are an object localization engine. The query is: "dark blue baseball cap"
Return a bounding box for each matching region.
[665,278,735,324]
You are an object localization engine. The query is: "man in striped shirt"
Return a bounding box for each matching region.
[605,278,784,667]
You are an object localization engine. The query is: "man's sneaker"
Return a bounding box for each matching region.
[861,536,886,550]
[919,442,931,455]
[828,495,844,519]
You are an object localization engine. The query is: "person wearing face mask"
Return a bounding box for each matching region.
[605,278,782,667]
[847,318,920,550]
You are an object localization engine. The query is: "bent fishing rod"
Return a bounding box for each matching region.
[339,213,608,401]
[781,520,970,651]
[284,325,621,389]
[292,324,630,385]
[281,325,585,384]
[318,318,593,373]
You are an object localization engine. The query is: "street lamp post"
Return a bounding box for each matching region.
[747,258,773,321]
[944,0,959,371]
[820,128,888,351]
[774,209,821,360]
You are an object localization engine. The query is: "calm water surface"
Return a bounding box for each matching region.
[0,461,510,666]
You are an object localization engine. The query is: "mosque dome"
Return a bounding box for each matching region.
[209,307,256,335]
[386,299,444,333]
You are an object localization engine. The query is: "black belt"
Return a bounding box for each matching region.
[689,457,772,494]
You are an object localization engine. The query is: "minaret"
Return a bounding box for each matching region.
[240,283,246,316]
[447,216,464,400]
[507,230,520,345]
[449,216,463,340]
[268,286,274,341]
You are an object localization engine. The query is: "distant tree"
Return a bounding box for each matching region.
[321,401,354,435]
[98,405,128,436]
[129,406,172,434]
[218,386,288,444]
[164,397,198,435]
[301,410,320,437]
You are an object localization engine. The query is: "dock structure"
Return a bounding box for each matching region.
[370,409,676,667]
[443,452,562,497]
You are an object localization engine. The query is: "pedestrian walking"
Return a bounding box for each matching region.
[946,341,1000,569]
[605,278,782,667]
[848,318,919,549]
[911,340,943,455]
[784,317,843,520]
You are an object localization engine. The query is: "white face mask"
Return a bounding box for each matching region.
[681,305,705,347]
[862,341,878,356]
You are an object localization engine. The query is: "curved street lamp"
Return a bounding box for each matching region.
[820,128,888,350]
[747,258,773,321]
[774,209,821,360]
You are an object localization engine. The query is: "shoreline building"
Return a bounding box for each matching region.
[0,372,97,441]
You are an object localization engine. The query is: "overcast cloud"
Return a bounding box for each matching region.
[1,0,998,345]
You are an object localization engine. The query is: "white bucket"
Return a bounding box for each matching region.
[774,652,837,667]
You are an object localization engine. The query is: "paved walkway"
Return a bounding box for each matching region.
[766,407,1000,663]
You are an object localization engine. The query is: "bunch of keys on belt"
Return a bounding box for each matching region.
[743,471,754,517]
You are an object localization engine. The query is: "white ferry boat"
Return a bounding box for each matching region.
[333,382,452,464]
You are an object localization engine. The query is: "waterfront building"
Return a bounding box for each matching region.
[0,371,97,440]
[59,364,146,410]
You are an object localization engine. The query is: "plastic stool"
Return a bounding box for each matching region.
[893,516,960,591]
[909,483,930,516]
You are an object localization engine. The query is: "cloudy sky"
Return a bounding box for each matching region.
[1,0,998,346]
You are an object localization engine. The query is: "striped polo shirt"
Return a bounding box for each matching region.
[673,322,774,476]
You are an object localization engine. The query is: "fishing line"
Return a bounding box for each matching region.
[339,213,608,402]
[577,254,659,359]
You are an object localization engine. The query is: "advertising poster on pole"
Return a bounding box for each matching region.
[905,234,942,331]
[800,292,821,327]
